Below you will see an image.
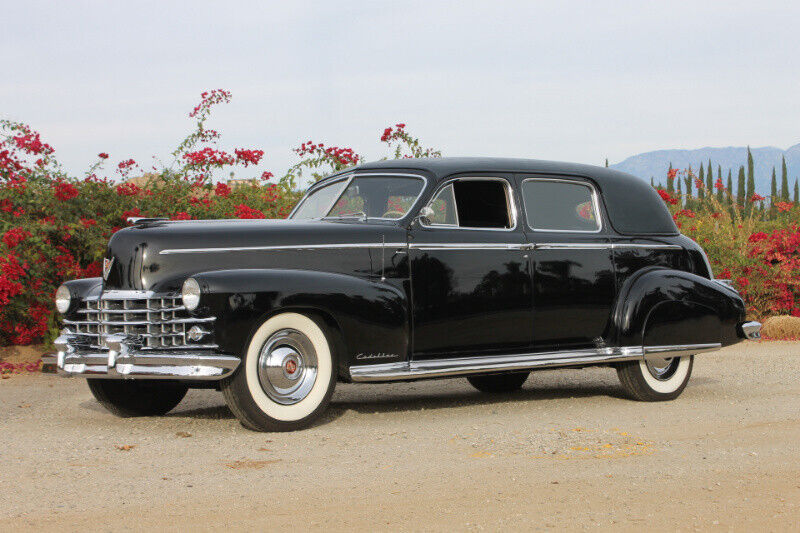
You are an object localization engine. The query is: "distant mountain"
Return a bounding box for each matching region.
[610,143,800,195]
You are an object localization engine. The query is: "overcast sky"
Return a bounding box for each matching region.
[3,1,800,184]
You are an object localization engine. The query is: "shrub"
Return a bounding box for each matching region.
[0,91,438,345]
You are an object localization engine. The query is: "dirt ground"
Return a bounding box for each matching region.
[1,341,798,532]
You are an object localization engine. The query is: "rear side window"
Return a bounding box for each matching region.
[424,179,513,229]
[522,179,600,232]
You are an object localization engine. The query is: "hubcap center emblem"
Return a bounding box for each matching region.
[285,359,298,374]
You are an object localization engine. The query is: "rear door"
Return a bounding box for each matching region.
[409,176,533,359]
[518,176,617,351]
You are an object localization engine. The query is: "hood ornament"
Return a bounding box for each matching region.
[102,258,114,280]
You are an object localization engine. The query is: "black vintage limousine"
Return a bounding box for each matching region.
[43,158,761,431]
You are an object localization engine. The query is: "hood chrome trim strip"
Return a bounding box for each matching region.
[159,243,408,255]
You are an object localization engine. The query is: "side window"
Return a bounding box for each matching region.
[522,179,600,232]
[424,179,512,229]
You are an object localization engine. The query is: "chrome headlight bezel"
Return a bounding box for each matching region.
[182,277,202,311]
[55,284,71,314]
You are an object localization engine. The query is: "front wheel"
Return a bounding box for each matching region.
[222,312,337,432]
[87,379,188,417]
[616,355,693,401]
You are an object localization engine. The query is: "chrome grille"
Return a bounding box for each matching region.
[63,291,215,350]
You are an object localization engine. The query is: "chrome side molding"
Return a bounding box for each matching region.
[349,343,722,382]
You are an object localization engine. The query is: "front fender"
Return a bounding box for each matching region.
[612,268,745,348]
[191,269,409,378]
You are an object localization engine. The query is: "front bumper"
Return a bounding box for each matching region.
[41,335,239,380]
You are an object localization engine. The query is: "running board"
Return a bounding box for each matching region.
[349,343,721,382]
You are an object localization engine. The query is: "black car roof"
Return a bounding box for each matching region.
[319,157,678,236]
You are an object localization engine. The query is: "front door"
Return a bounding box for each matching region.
[518,176,617,351]
[409,176,533,359]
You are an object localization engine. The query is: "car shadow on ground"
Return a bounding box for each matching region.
[77,376,715,427]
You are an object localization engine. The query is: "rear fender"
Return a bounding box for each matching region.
[612,268,745,348]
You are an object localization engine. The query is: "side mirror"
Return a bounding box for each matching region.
[417,206,435,226]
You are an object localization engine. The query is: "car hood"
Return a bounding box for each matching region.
[103,218,407,292]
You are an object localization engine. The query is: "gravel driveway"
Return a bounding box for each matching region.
[2,341,799,531]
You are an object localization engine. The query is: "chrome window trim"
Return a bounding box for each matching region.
[349,342,721,382]
[289,172,429,222]
[521,177,603,234]
[420,176,518,232]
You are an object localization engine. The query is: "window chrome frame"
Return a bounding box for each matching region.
[419,176,518,232]
[521,177,603,234]
[288,172,429,222]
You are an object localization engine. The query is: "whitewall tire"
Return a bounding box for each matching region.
[616,355,693,401]
[222,312,337,432]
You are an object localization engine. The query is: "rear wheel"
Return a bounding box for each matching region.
[87,379,188,417]
[616,355,693,401]
[467,371,529,393]
[222,312,336,432]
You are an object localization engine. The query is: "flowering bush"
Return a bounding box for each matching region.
[0,91,440,346]
[656,175,800,319]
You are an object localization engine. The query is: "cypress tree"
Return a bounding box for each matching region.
[771,166,778,198]
[737,166,746,206]
[717,165,724,202]
[698,165,705,199]
[726,169,733,205]
[706,159,713,191]
[781,155,789,201]
[677,176,682,199]
[795,178,799,204]
[666,162,674,193]
[650,177,654,187]
[604,158,608,168]
[684,170,692,198]
[746,146,755,200]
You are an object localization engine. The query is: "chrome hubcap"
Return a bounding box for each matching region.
[645,356,678,381]
[257,329,318,405]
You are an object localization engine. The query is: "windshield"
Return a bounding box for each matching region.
[291,176,425,220]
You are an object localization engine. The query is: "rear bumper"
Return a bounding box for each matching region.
[738,321,762,340]
[41,335,239,380]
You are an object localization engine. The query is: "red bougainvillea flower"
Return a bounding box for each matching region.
[80,218,97,228]
[54,181,79,201]
[260,171,274,181]
[234,204,266,219]
[115,182,141,197]
[711,212,722,219]
[714,178,724,190]
[381,127,393,142]
[775,201,793,212]
[749,194,765,203]
[2,227,32,249]
[189,89,232,118]
[675,209,696,218]
[183,147,235,167]
[98,152,109,159]
[171,212,192,220]
[214,182,232,197]
[667,168,678,180]
[656,189,678,205]
[736,277,750,288]
[234,149,264,167]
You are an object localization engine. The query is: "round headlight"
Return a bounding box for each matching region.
[55,284,71,314]
[182,278,201,311]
